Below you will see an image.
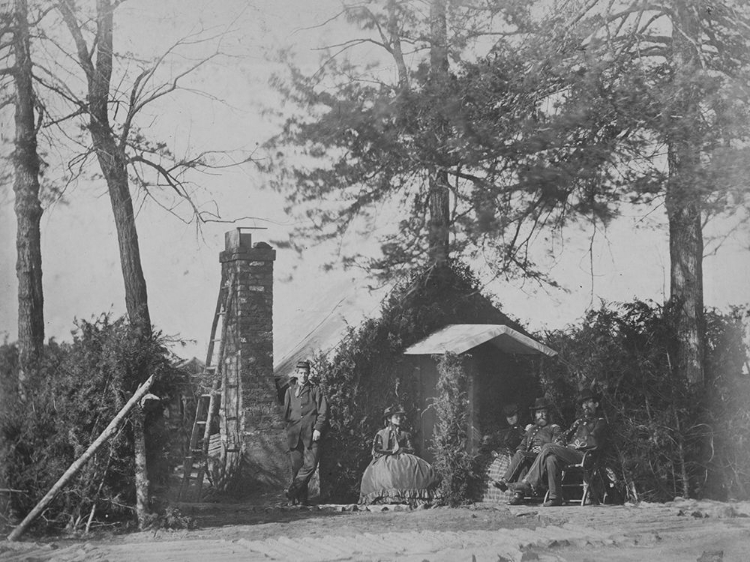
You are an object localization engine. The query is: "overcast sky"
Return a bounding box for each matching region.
[1,0,748,365]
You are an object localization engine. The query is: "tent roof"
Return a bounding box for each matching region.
[273,276,388,379]
[175,356,205,374]
[403,324,557,357]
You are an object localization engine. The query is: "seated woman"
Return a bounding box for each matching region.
[359,405,440,506]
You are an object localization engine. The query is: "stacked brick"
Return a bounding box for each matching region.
[219,230,288,491]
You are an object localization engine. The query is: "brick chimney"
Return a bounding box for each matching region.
[219,229,287,491]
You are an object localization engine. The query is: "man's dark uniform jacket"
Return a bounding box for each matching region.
[283,379,328,449]
[500,422,562,484]
[565,415,608,452]
[517,423,562,454]
[515,414,608,502]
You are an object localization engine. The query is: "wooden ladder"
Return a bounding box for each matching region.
[178,271,235,501]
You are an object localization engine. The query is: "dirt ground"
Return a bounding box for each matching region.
[2,496,749,561]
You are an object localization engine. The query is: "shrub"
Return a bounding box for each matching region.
[431,353,477,506]
[539,301,748,502]
[0,315,185,533]
[703,306,750,499]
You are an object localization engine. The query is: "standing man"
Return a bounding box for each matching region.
[510,389,608,507]
[283,359,328,505]
[493,397,562,496]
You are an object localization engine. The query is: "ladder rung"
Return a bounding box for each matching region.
[226,448,241,453]
[178,275,235,500]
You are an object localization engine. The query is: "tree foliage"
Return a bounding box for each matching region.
[0,316,186,533]
[263,0,596,282]
[267,0,750,387]
[539,301,749,501]
[534,0,750,385]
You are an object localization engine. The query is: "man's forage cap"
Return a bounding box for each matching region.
[383,405,406,420]
[529,397,552,411]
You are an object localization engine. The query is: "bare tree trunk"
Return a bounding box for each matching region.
[666,2,705,385]
[132,409,149,528]
[427,0,450,269]
[385,0,409,91]
[12,0,45,398]
[86,0,151,334]
[59,0,152,526]
[673,406,691,498]
[666,170,704,386]
[91,132,152,334]
[428,169,450,268]
[89,1,152,525]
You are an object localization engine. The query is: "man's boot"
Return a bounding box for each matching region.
[492,479,508,492]
[298,486,310,506]
[509,492,525,505]
[286,484,299,506]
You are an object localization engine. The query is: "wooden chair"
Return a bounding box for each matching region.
[545,449,601,506]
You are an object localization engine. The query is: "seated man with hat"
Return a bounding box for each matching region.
[510,389,608,507]
[493,397,562,501]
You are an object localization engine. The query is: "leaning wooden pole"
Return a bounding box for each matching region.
[7,374,156,542]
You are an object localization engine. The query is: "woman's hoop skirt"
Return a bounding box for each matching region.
[359,453,440,505]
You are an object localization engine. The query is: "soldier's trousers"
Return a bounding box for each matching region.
[288,439,320,500]
[521,443,583,500]
[502,450,536,482]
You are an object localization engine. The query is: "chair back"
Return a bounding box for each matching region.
[558,448,602,506]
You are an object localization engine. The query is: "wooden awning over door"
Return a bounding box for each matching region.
[403,324,556,357]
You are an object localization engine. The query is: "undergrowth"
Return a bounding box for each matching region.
[0,315,186,533]
[540,301,749,501]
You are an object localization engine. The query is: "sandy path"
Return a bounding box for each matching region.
[2,499,749,561]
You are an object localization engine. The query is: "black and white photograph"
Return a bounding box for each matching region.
[1,1,749,560]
